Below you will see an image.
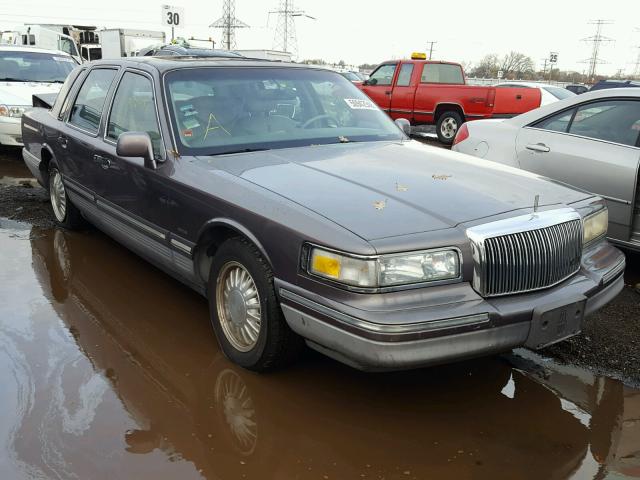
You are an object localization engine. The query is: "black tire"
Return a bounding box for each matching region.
[207,236,303,372]
[48,163,84,229]
[436,110,464,145]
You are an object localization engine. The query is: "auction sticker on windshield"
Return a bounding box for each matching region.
[344,98,377,110]
[53,56,75,63]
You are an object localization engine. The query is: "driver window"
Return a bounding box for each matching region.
[107,72,164,159]
[369,64,396,86]
[568,100,640,147]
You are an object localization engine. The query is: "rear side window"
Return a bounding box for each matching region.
[68,68,117,134]
[569,100,640,147]
[369,64,396,86]
[396,64,414,87]
[421,64,464,84]
[52,66,84,119]
[107,72,164,159]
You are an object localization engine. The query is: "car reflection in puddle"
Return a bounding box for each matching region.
[0,222,638,479]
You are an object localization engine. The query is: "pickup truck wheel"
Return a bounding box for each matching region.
[436,111,463,145]
[48,164,84,229]
[208,237,302,372]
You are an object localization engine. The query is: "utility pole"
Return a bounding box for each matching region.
[270,0,315,57]
[541,58,549,78]
[425,41,437,59]
[581,20,614,82]
[210,0,249,50]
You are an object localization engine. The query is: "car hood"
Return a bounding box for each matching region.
[199,141,590,241]
[0,81,62,105]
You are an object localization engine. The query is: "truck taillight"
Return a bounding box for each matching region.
[486,89,496,108]
[452,123,469,146]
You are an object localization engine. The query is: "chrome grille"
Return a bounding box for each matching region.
[467,209,583,297]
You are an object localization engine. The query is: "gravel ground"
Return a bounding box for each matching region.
[1,146,639,384]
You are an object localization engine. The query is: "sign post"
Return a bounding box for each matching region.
[162,5,185,41]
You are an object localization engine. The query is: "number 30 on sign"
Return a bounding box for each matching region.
[162,5,184,27]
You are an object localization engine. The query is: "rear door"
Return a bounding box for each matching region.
[360,62,397,112]
[515,98,640,242]
[388,62,415,121]
[493,86,541,116]
[63,67,118,196]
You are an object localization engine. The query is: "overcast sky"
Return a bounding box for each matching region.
[1,0,639,75]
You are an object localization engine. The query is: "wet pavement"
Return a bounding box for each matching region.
[1,150,640,479]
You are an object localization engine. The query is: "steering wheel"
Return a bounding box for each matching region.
[301,114,339,129]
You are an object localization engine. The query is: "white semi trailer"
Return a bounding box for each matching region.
[100,29,166,59]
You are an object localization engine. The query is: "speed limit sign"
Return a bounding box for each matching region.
[162,5,184,28]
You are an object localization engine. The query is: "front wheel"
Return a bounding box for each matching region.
[48,164,84,229]
[436,111,464,145]
[207,237,303,372]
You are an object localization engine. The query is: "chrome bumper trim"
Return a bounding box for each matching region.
[279,288,490,336]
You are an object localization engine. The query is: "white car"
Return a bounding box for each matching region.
[496,81,575,106]
[451,88,640,250]
[0,45,76,146]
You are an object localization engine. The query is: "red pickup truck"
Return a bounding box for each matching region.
[359,56,541,144]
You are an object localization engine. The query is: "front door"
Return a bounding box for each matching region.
[388,62,415,121]
[515,98,640,242]
[360,63,397,112]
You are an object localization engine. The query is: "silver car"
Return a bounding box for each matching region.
[452,88,640,251]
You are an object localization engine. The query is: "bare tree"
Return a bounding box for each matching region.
[500,51,535,78]
[470,54,500,78]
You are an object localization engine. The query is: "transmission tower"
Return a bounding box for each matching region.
[270,0,315,56]
[210,0,249,50]
[581,20,614,81]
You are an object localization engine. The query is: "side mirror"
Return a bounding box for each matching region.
[394,118,412,136]
[116,131,156,169]
[365,78,377,86]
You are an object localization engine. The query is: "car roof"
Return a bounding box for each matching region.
[497,81,562,89]
[87,56,325,72]
[0,44,71,56]
[506,87,640,127]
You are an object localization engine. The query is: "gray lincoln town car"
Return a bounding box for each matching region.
[21,57,625,371]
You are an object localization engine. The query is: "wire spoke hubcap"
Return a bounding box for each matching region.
[216,261,262,352]
[50,170,67,222]
[441,117,458,139]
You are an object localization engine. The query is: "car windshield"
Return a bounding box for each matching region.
[0,50,76,83]
[341,72,360,81]
[165,67,404,156]
[543,86,575,100]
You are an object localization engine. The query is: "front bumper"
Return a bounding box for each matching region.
[278,241,625,371]
[0,117,23,146]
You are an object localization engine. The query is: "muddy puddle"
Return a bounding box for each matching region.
[0,221,638,480]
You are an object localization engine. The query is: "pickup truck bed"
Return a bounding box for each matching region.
[360,59,541,144]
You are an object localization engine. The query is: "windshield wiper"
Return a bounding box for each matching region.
[210,147,270,156]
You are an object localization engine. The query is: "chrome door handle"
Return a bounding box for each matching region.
[58,136,67,148]
[525,143,550,153]
[101,157,111,170]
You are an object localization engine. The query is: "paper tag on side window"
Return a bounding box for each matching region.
[344,98,377,110]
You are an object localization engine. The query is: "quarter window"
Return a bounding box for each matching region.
[107,72,163,158]
[396,64,414,87]
[568,100,640,147]
[369,64,396,86]
[68,68,116,134]
[421,64,464,84]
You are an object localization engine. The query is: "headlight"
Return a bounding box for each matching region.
[308,246,461,290]
[583,208,608,245]
[0,105,29,118]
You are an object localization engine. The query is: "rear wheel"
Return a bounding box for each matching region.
[207,237,302,372]
[436,111,463,145]
[48,164,84,229]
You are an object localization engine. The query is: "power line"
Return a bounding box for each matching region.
[581,19,614,81]
[269,0,314,57]
[209,0,248,50]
